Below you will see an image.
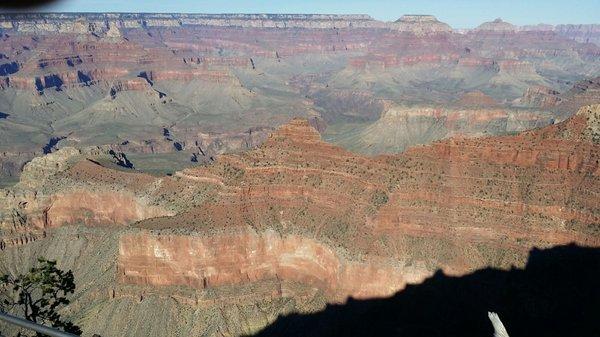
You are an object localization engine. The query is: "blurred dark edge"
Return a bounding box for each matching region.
[1,0,60,10]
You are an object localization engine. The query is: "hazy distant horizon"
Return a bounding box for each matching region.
[4,0,600,29]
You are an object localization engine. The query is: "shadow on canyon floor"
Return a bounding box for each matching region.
[250,244,599,337]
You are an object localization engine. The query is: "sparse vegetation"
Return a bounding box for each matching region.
[371,189,389,209]
[0,258,82,336]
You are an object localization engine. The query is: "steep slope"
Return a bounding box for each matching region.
[1,13,599,183]
[515,76,600,116]
[1,105,598,336]
[324,104,555,154]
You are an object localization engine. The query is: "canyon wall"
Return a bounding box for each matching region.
[119,108,600,290]
[118,229,407,301]
[1,13,599,183]
[0,106,599,336]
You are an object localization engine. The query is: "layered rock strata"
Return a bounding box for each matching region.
[0,107,598,336]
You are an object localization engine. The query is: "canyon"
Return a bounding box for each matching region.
[0,12,599,337]
[1,13,600,183]
[1,102,599,336]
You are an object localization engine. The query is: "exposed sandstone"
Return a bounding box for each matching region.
[47,189,169,228]
[0,147,176,250]
[327,104,555,154]
[515,77,600,115]
[2,13,599,45]
[0,12,598,337]
[19,147,89,188]
[104,21,123,39]
[554,24,600,44]
[0,111,598,337]
[113,113,598,298]
[118,229,407,301]
[1,12,599,184]
[0,13,452,33]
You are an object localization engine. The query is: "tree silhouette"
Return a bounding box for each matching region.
[0,258,81,336]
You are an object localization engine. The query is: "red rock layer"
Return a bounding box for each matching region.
[4,107,599,299]
[118,230,406,301]
[112,110,600,298]
[46,189,169,228]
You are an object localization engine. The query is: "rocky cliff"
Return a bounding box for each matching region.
[324,103,555,154]
[515,76,600,116]
[0,13,453,33]
[1,107,599,335]
[1,12,599,183]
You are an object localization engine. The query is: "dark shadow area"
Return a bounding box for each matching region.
[34,77,44,92]
[43,74,63,90]
[138,71,154,86]
[108,149,134,169]
[42,136,65,154]
[250,244,599,337]
[33,75,64,93]
[0,0,60,9]
[0,112,8,119]
[77,70,92,85]
[0,62,19,76]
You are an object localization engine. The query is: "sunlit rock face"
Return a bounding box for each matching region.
[1,106,599,336]
[46,190,170,228]
[0,149,175,250]
[115,111,598,300]
[118,229,409,301]
[1,13,599,183]
[0,11,599,336]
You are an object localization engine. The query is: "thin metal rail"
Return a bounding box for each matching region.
[0,311,79,337]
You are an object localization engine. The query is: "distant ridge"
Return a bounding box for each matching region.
[0,12,597,32]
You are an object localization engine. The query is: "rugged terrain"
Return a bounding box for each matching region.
[0,102,598,336]
[1,13,600,182]
[0,12,599,336]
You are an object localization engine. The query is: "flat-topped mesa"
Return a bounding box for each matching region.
[191,13,374,21]
[395,15,439,23]
[0,13,380,32]
[0,15,125,37]
[391,15,452,34]
[0,13,374,21]
[0,12,455,33]
[475,18,517,32]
